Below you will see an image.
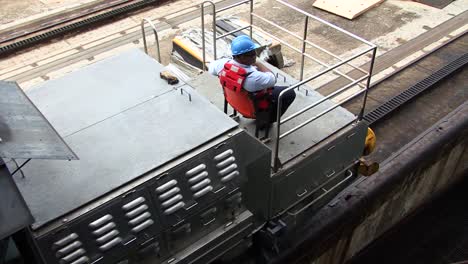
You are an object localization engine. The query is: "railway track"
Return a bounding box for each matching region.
[0,0,164,56]
[0,0,241,83]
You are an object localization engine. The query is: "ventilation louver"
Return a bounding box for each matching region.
[214,149,239,183]
[185,164,213,198]
[122,197,154,233]
[89,214,122,252]
[156,180,185,215]
[52,233,89,264]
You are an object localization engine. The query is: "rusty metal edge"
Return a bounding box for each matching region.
[271,101,468,263]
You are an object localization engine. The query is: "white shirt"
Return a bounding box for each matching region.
[208,58,276,92]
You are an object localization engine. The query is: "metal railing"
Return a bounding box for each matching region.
[141,18,161,63]
[198,0,377,171]
[200,0,253,69]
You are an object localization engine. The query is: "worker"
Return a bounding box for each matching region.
[208,35,296,123]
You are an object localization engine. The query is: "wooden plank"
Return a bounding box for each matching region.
[313,0,384,20]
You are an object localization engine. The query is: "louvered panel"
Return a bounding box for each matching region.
[88,214,121,252]
[186,163,212,199]
[155,180,185,215]
[215,149,240,183]
[51,233,89,264]
[122,196,154,233]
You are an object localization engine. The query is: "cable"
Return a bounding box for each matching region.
[10,159,31,178]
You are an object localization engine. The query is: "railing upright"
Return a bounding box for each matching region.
[193,0,377,171]
[299,16,309,82]
[201,1,216,70]
[141,18,161,63]
[358,47,377,120]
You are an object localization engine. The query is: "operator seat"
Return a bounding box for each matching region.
[222,79,272,139]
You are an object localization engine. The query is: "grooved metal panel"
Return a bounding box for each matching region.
[0,81,77,160]
[10,50,237,228]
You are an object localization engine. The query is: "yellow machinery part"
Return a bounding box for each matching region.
[363,127,376,156]
[172,37,204,62]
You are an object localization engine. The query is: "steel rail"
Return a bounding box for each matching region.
[201,0,253,68]
[3,0,242,83]
[281,74,369,124]
[0,0,161,56]
[201,1,217,70]
[0,0,132,44]
[272,45,375,170]
[251,12,368,75]
[141,18,161,62]
[250,24,368,87]
[280,89,365,139]
[274,0,376,48]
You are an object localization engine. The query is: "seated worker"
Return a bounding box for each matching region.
[208,35,296,123]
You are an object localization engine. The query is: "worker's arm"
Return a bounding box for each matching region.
[243,70,276,92]
[254,61,274,74]
[208,58,230,76]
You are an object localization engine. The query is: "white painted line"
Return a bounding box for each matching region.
[19,77,48,90]
[370,67,395,84]
[332,85,364,104]
[448,24,468,37]
[37,49,80,66]
[1,65,35,81]
[394,50,425,68]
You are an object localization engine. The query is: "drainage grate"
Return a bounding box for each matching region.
[0,0,159,56]
[412,0,455,9]
[363,53,468,125]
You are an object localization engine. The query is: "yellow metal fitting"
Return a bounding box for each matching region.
[363,127,376,156]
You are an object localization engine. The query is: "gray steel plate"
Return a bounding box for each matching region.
[11,50,237,228]
[26,49,180,137]
[0,163,33,239]
[0,81,77,160]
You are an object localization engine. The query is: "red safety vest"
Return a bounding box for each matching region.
[219,62,271,118]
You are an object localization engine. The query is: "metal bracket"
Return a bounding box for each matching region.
[180,88,192,102]
[266,219,286,236]
[275,72,287,82]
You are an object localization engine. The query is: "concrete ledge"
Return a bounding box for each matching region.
[272,101,468,263]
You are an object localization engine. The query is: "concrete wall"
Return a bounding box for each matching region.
[272,103,468,264]
[314,103,468,264]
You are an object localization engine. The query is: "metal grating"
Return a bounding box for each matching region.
[364,53,468,125]
[412,0,455,9]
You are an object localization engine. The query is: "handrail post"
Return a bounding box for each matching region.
[201,1,216,71]
[299,16,309,82]
[141,18,161,63]
[249,0,254,38]
[358,47,377,120]
[273,94,284,172]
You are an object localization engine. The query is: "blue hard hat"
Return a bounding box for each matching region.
[231,35,260,56]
